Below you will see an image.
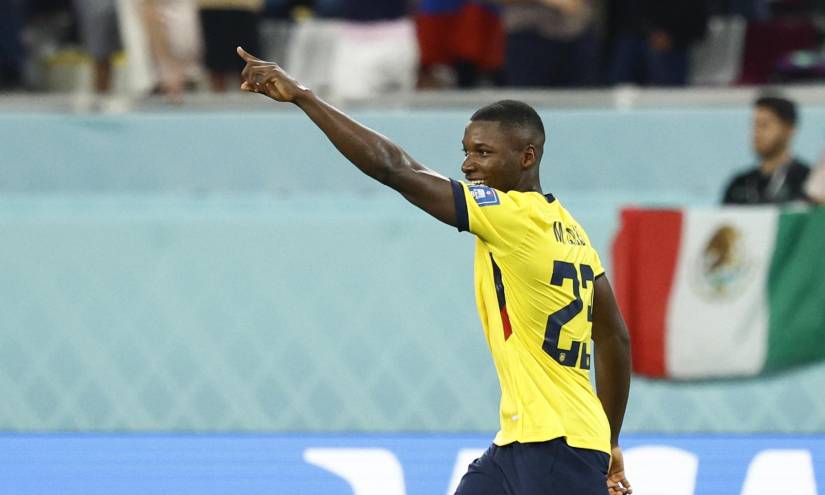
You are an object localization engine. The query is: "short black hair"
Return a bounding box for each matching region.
[470,100,545,139]
[755,95,798,126]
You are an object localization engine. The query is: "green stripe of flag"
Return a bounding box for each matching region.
[765,208,825,373]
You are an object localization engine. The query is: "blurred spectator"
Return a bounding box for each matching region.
[688,16,746,86]
[722,95,811,204]
[116,0,156,95]
[0,0,25,90]
[263,0,312,17]
[737,0,819,84]
[71,0,122,92]
[18,1,78,92]
[416,0,505,88]
[709,0,771,18]
[142,0,202,97]
[804,153,825,203]
[287,0,417,101]
[313,0,409,19]
[199,0,263,92]
[607,0,709,86]
[500,0,602,87]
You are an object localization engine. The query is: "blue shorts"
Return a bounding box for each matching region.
[454,438,610,495]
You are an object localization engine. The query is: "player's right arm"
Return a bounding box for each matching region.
[236,47,457,227]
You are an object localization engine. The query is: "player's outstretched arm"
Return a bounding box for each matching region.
[236,47,457,226]
[591,275,633,495]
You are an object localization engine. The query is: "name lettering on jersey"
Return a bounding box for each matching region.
[552,221,587,246]
[468,185,500,207]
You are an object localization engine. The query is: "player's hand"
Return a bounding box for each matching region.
[607,446,633,495]
[237,46,308,103]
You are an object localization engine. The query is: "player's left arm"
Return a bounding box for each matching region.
[236,47,456,227]
[591,274,633,495]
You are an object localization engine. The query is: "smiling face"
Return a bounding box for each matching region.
[461,120,541,192]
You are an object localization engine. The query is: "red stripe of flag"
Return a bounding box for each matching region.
[612,209,683,377]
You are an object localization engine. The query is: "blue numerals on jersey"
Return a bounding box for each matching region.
[544,261,595,370]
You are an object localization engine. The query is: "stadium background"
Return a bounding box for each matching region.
[1,92,824,493]
[2,2,825,489]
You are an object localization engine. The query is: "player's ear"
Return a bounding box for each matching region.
[522,144,538,169]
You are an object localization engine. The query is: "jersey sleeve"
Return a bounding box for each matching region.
[451,179,531,253]
[590,248,606,278]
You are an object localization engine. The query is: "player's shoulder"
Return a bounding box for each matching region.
[546,197,598,248]
[532,191,569,220]
[465,183,507,207]
[500,189,559,211]
[464,184,548,212]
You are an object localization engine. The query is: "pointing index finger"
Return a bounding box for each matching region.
[236,46,258,62]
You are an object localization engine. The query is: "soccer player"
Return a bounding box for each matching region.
[237,46,633,495]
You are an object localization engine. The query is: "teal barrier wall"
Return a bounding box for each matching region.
[1,108,824,433]
[3,108,824,197]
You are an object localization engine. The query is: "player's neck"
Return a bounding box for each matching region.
[515,178,543,194]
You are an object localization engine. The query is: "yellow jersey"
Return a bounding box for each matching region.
[451,180,611,455]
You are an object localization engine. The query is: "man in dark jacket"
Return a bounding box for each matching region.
[723,96,811,205]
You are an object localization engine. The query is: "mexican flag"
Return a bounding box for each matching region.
[612,207,825,379]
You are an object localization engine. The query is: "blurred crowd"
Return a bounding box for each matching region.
[2,0,825,97]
